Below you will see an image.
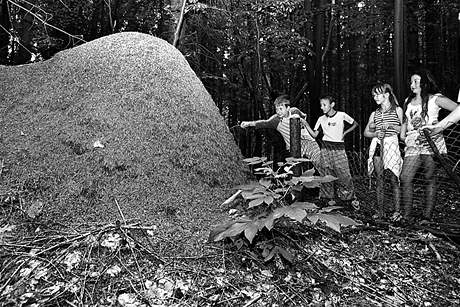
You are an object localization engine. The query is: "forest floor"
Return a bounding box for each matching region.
[1,184,460,307]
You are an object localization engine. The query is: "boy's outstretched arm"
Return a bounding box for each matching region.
[303,120,319,138]
[241,115,279,130]
[240,121,255,128]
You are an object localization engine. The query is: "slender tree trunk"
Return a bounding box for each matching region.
[173,0,186,48]
[394,0,406,101]
[160,0,184,44]
[0,0,11,64]
[13,2,33,64]
[312,0,325,119]
[89,0,103,40]
[305,0,314,117]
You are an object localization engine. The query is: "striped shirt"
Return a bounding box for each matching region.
[374,108,400,136]
[254,107,313,150]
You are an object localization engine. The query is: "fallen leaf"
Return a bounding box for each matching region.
[27,200,44,219]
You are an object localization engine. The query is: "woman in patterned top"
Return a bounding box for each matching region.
[364,83,403,221]
[400,70,458,224]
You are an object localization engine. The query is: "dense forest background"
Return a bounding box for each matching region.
[1,0,459,158]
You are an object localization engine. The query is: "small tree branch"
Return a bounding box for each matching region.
[8,0,86,44]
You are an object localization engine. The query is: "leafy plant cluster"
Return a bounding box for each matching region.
[209,157,359,264]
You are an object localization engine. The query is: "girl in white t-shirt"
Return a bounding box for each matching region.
[400,70,458,224]
[304,95,358,202]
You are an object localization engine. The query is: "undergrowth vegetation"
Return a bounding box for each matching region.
[209,157,359,263]
[1,157,459,306]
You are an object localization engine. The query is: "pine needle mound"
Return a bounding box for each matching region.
[0,32,248,246]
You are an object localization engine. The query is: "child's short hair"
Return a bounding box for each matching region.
[319,95,334,104]
[274,95,290,106]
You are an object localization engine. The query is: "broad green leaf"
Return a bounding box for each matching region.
[290,202,318,210]
[264,248,276,262]
[277,247,293,263]
[264,214,275,230]
[273,207,288,219]
[308,214,341,232]
[244,223,258,243]
[243,157,267,165]
[262,195,274,205]
[283,206,307,222]
[253,187,269,194]
[235,239,244,250]
[302,181,322,188]
[210,219,250,242]
[315,175,338,183]
[307,213,359,233]
[248,197,265,208]
[291,184,303,192]
[259,178,272,188]
[243,192,266,200]
[254,167,272,173]
[234,183,263,191]
[288,157,310,163]
[285,157,304,163]
[333,215,360,227]
[274,173,290,179]
[302,168,315,176]
[320,206,343,213]
[242,157,262,163]
[248,195,274,208]
[274,187,289,193]
[215,221,248,241]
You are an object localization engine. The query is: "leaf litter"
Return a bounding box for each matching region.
[1,197,459,307]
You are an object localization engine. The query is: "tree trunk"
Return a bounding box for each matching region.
[311,0,325,119]
[173,0,187,48]
[394,0,406,102]
[160,0,184,44]
[0,0,11,64]
[13,3,33,64]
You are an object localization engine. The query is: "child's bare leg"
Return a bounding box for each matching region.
[422,155,436,221]
[373,156,384,217]
[401,155,421,221]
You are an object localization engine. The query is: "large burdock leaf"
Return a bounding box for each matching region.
[242,191,265,200]
[290,202,318,211]
[243,157,267,165]
[244,222,258,243]
[209,219,251,242]
[248,196,274,208]
[307,213,359,232]
[302,168,316,176]
[235,182,264,191]
[283,206,307,222]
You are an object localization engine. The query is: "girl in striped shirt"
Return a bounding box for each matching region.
[364,83,403,221]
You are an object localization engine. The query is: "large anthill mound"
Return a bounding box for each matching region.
[0,32,248,245]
